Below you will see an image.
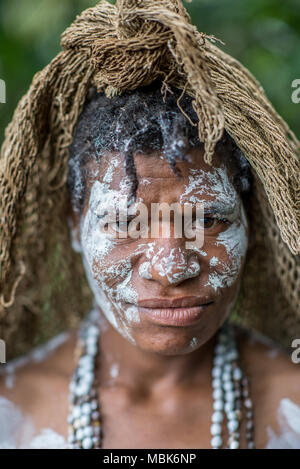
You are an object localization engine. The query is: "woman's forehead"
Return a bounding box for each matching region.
[84,148,237,207]
[89,148,224,181]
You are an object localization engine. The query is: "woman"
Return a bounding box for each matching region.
[0,0,299,449]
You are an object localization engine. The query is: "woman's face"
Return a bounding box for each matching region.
[70,146,249,355]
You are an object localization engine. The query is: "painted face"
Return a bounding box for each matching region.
[69,146,249,355]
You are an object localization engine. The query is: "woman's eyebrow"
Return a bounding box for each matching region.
[91,198,240,221]
[92,210,107,219]
[202,200,239,217]
[92,201,140,218]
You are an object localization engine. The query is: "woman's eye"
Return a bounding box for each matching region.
[203,217,216,229]
[116,221,129,232]
[106,220,131,234]
[193,217,229,230]
[192,217,215,229]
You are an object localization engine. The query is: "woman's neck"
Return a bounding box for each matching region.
[96,307,218,395]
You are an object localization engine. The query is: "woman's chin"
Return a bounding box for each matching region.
[125,328,210,356]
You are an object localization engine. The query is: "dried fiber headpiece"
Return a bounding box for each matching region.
[0,0,299,359]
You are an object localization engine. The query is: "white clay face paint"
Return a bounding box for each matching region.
[189,337,200,351]
[190,246,208,257]
[178,165,240,262]
[138,261,152,279]
[81,254,120,332]
[205,205,248,291]
[80,181,118,266]
[78,159,248,341]
[135,165,245,288]
[142,178,151,186]
[79,169,142,345]
[102,156,119,184]
[210,256,219,267]
[138,246,200,283]
[179,166,240,221]
[178,165,248,292]
[153,248,200,283]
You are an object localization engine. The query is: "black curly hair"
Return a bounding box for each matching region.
[67,79,251,213]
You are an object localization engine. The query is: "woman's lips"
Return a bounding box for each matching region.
[138,296,213,309]
[137,302,213,327]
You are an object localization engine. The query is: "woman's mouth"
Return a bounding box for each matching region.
[130,297,214,326]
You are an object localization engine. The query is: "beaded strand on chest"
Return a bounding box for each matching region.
[67,313,255,449]
[68,318,102,449]
[211,323,255,449]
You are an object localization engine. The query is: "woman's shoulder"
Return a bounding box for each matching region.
[0,329,78,448]
[235,321,296,359]
[235,323,300,449]
[235,323,300,383]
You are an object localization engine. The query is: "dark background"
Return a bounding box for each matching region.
[0,0,299,144]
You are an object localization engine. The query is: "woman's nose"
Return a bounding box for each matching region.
[138,246,201,287]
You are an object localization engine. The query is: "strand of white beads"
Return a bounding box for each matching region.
[211,321,254,449]
[68,313,254,449]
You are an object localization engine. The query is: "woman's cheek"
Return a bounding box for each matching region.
[80,205,110,262]
[79,210,120,318]
[205,207,248,292]
[98,259,138,305]
[80,209,140,334]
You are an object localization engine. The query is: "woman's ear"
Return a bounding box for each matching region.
[67,204,82,253]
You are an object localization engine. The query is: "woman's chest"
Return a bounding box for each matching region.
[98,386,232,449]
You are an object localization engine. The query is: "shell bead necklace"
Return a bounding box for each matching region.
[67,311,255,449]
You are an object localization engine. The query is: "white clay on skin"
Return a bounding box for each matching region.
[139,247,200,284]
[180,167,240,222]
[178,165,248,292]
[265,398,300,449]
[78,160,249,344]
[209,256,219,267]
[205,205,248,291]
[80,169,141,344]
[189,337,200,351]
[102,156,119,184]
[0,397,67,449]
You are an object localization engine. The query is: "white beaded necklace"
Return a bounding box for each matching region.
[67,311,255,449]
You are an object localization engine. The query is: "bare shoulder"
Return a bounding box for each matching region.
[0,329,78,443]
[236,325,300,449]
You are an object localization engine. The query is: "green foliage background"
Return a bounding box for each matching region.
[0,0,299,145]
